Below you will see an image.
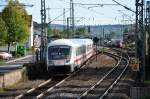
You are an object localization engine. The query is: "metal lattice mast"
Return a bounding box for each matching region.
[41,0,47,62]
[146,1,150,54]
[135,0,145,82]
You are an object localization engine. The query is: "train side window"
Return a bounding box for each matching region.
[76,47,80,56]
[87,45,91,52]
[83,45,86,53]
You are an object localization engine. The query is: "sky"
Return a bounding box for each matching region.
[0,0,138,25]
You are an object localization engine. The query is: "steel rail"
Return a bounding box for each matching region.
[99,54,130,99]
[15,52,99,99]
[15,79,52,99]
[15,51,104,99]
[35,52,100,99]
[77,52,122,99]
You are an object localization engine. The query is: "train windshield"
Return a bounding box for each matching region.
[48,46,71,60]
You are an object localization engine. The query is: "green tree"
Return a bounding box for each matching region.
[61,29,68,38]
[47,24,53,37]
[48,28,63,39]
[53,28,63,38]
[0,16,7,44]
[75,27,87,36]
[1,0,30,52]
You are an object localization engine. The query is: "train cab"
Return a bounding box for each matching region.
[46,39,93,75]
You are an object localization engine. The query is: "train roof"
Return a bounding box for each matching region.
[48,39,93,47]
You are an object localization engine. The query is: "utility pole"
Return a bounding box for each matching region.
[67,17,70,38]
[112,0,135,13]
[102,28,105,54]
[41,0,47,62]
[135,0,145,82]
[70,0,75,37]
[63,8,66,30]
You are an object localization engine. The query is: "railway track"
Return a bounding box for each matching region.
[78,51,129,99]
[15,49,129,99]
[15,51,100,99]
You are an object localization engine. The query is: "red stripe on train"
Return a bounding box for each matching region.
[74,50,93,63]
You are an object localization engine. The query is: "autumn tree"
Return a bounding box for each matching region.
[1,0,30,52]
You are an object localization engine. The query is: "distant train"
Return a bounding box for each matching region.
[46,39,94,75]
[111,39,123,48]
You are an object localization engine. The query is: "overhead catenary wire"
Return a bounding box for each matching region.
[117,10,134,20]
[51,0,135,25]
[58,0,112,24]
[58,0,109,15]
[74,2,126,25]
[58,0,119,19]
[48,9,70,24]
[112,0,135,13]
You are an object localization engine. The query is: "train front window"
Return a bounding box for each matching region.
[48,46,71,60]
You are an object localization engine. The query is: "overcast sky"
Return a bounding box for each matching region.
[0,0,139,25]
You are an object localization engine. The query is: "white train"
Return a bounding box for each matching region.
[111,39,123,48]
[46,39,94,75]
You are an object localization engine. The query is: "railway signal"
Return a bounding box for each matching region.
[131,59,140,71]
[93,37,99,61]
[93,37,99,45]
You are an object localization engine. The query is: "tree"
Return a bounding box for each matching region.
[47,24,53,37]
[75,27,87,36]
[0,16,7,45]
[48,28,63,39]
[1,0,30,52]
[61,29,68,38]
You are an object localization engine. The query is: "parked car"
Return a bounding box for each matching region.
[0,52,12,60]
